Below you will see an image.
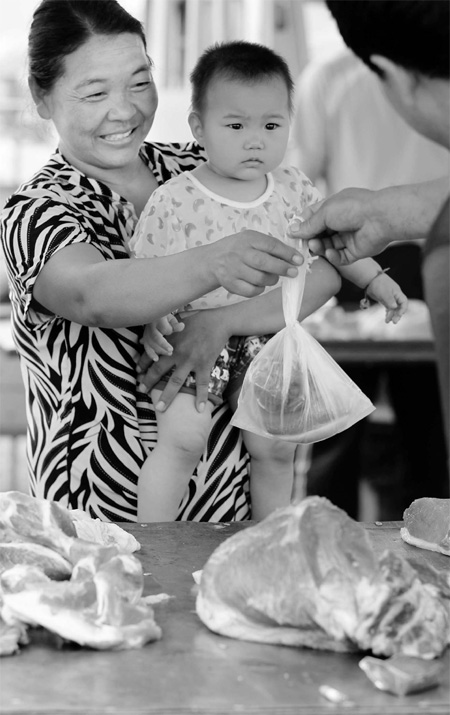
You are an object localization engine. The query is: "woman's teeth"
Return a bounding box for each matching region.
[102,129,133,142]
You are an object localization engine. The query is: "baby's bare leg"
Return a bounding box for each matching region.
[138,390,213,522]
[228,389,297,520]
[242,430,297,521]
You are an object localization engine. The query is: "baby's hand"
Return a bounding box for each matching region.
[140,314,185,363]
[365,272,408,324]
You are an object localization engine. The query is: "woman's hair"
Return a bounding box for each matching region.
[190,41,295,115]
[29,0,148,91]
[326,0,450,80]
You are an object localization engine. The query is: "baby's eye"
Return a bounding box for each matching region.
[265,123,279,130]
[228,123,243,130]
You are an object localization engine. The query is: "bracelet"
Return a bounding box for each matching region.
[360,268,390,310]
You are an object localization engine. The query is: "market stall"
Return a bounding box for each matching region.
[1,518,449,715]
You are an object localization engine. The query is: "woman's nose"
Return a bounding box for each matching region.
[107,93,136,120]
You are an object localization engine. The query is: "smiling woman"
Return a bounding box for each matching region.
[0,0,338,522]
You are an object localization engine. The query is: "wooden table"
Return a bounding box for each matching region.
[320,339,436,364]
[1,520,449,715]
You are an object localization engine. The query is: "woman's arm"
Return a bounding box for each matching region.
[137,256,341,411]
[32,231,305,327]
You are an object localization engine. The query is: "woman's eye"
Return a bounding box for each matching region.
[85,92,105,100]
[133,81,152,90]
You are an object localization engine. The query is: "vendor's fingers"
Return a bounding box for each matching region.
[323,246,348,267]
[288,200,325,234]
[396,294,408,316]
[290,200,328,239]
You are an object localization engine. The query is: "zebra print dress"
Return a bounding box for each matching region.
[0,142,251,522]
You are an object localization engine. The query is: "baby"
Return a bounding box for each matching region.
[129,41,407,522]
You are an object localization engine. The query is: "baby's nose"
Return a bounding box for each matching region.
[245,135,264,149]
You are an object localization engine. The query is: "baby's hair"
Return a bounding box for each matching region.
[190,40,294,115]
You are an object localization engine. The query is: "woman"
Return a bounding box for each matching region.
[0,0,340,522]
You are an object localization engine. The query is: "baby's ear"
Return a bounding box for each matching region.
[188,112,204,145]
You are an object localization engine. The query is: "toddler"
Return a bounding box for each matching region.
[129,41,407,522]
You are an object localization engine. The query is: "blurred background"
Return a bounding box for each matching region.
[1,0,448,519]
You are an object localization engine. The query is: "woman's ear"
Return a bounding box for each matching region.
[28,76,52,120]
[369,54,418,109]
[188,111,204,145]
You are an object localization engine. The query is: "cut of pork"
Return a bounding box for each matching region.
[401,498,450,556]
[196,497,449,659]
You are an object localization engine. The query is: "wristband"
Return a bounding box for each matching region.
[360,268,390,310]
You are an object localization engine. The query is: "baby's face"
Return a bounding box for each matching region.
[198,75,291,181]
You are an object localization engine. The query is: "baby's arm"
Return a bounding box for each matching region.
[209,254,341,337]
[338,259,408,323]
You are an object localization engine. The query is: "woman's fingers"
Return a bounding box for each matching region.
[211,231,304,297]
[138,355,174,392]
[153,370,189,411]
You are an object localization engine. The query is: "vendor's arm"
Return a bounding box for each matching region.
[33,230,304,327]
[289,178,449,267]
[137,256,340,411]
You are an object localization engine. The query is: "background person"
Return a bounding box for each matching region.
[287,47,449,518]
[0,0,336,522]
[131,41,405,522]
[292,0,450,465]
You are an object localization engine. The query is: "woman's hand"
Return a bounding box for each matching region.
[206,230,304,297]
[137,309,231,412]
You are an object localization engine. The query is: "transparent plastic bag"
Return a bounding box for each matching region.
[231,236,375,443]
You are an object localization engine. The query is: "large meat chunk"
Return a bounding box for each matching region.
[0,492,161,653]
[0,543,72,580]
[196,498,449,659]
[401,498,450,556]
[1,555,161,651]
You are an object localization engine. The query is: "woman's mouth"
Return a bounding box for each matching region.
[100,128,135,143]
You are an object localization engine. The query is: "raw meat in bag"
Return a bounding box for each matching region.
[231,237,374,442]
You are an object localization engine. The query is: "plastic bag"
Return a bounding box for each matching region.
[231,235,375,443]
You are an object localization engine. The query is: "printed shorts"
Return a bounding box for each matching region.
[153,334,271,405]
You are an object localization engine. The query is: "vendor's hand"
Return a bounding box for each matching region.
[288,189,392,267]
[208,230,304,297]
[138,309,231,413]
[137,314,185,372]
[366,273,408,324]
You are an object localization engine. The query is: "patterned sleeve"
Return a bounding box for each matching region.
[129,185,183,259]
[1,192,105,327]
[289,165,323,209]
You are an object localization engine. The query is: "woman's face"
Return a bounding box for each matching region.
[37,33,158,177]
